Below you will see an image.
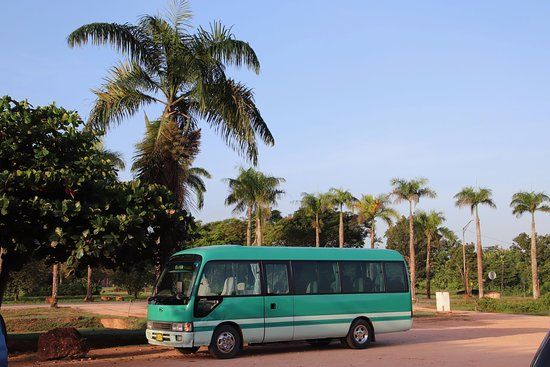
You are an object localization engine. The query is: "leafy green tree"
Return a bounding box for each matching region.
[112,262,155,299]
[0,96,193,307]
[224,168,284,246]
[390,177,436,301]
[355,194,398,248]
[513,233,550,296]
[510,191,550,299]
[68,1,273,208]
[299,193,331,247]
[417,211,446,298]
[263,209,366,247]
[454,187,496,298]
[193,218,247,247]
[328,189,357,248]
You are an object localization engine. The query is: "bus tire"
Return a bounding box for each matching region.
[344,319,373,349]
[209,324,242,359]
[176,347,199,355]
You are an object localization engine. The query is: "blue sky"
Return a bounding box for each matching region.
[1,1,549,247]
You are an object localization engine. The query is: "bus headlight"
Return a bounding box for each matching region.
[147,321,153,329]
[172,322,193,332]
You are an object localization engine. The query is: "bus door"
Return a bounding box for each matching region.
[262,261,294,342]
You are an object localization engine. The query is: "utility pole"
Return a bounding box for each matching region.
[462,219,473,296]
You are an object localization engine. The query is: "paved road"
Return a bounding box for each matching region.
[9,312,550,367]
[3,301,148,318]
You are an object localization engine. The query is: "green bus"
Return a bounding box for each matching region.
[146,245,412,358]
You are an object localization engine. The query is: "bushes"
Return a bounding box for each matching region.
[476,295,550,315]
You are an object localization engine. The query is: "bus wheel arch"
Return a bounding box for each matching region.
[343,317,375,348]
[209,322,244,358]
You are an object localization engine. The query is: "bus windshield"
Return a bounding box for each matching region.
[151,258,200,304]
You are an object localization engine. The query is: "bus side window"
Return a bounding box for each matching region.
[265,263,289,295]
[365,262,385,293]
[384,262,408,293]
[340,262,366,293]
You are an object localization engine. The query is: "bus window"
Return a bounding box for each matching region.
[293,262,340,294]
[340,262,366,293]
[265,263,290,295]
[293,262,317,294]
[365,262,385,293]
[384,262,408,292]
[198,262,261,297]
[318,262,340,293]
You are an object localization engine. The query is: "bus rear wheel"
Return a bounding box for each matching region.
[176,347,199,355]
[209,325,242,359]
[343,319,372,349]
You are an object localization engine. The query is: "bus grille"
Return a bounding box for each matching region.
[151,322,172,331]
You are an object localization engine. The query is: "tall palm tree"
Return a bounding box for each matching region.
[68,0,273,207]
[454,187,496,299]
[328,189,357,248]
[510,191,550,299]
[390,177,436,301]
[417,210,446,299]
[252,173,285,246]
[299,193,331,247]
[225,168,284,246]
[132,116,210,210]
[355,194,398,249]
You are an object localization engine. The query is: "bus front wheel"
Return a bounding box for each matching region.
[209,325,242,359]
[343,319,373,349]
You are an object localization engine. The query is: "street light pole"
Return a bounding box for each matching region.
[462,219,473,296]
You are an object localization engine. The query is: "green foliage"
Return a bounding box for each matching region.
[510,191,550,217]
[0,96,194,304]
[454,187,496,214]
[476,294,550,315]
[390,177,436,207]
[112,263,155,299]
[192,218,247,247]
[263,209,366,247]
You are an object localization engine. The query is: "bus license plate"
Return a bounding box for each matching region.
[155,333,163,342]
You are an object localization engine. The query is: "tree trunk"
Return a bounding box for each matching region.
[475,207,484,299]
[51,263,59,307]
[84,266,93,302]
[339,207,344,248]
[530,212,540,299]
[426,235,431,299]
[370,221,376,249]
[408,203,416,302]
[255,215,262,246]
[0,247,10,308]
[246,205,253,246]
[315,214,320,247]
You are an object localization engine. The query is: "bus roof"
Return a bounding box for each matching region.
[172,245,405,262]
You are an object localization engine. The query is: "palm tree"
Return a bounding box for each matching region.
[68,0,273,207]
[132,116,210,210]
[328,189,357,248]
[355,194,398,249]
[390,177,436,301]
[417,211,446,299]
[510,191,550,299]
[252,173,285,246]
[225,168,284,246]
[299,193,331,247]
[454,187,496,299]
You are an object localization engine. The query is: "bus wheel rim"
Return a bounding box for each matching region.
[217,331,236,353]
[353,325,368,344]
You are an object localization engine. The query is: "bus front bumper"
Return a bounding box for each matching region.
[146,329,194,348]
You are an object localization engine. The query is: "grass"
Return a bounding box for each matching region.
[3,288,152,305]
[2,307,146,333]
[414,293,550,316]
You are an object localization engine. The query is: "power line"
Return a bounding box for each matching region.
[463,229,513,247]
